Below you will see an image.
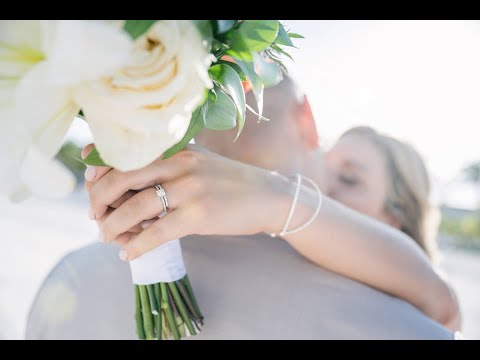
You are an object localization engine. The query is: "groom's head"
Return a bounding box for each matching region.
[195,75,319,173]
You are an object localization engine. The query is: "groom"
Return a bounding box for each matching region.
[26,76,453,340]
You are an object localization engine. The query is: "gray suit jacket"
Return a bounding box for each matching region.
[26,233,453,339]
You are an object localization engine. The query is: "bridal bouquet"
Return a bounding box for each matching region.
[0,20,300,339]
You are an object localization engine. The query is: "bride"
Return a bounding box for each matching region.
[27,75,460,339]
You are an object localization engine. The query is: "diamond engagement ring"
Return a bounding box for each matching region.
[154,184,169,214]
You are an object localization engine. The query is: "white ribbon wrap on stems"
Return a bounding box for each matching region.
[129,239,187,285]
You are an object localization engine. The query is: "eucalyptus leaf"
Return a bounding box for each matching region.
[275,23,295,47]
[83,147,108,167]
[288,32,304,39]
[209,64,246,139]
[226,32,253,62]
[192,20,213,51]
[253,53,283,89]
[162,106,205,159]
[124,20,156,39]
[216,60,247,81]
[234,59,264,120]
[238,20,279,53]
[216,20,235,34]
[204,87,237,131]
[271,43,294,61]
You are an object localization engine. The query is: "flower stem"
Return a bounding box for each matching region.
[134,286,146,340]
[166,285,184,337]
[154,284,162,340]
[161,283,181,340]
[176,280,200,321]
[147,285,159,315]
[138,285,155,340]
[182,275,204,322]
[168,283,196,336]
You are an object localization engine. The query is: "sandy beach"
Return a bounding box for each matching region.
[1,190,479,340]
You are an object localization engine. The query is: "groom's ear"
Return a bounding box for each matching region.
[297,95,319,150]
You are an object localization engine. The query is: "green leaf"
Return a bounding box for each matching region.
[271,43,294,61]
[209,64,246,139]
[192,20,213,51]
[234,59,264,119]
[162,106,205,159]
[215,60,247,81]
[288,32,304,39]
[253,53,283,89]
[83,147,108,167]
[275,23,294,47]
[238,20,279,53]
[123,20,157,40]
[203,86,237,131]
[216,20,235,34]
[208,87,217,102]
[226,32,253,62]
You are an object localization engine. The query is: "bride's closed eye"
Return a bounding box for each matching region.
[338,173,360,187]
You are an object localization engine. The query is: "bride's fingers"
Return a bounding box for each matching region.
[119,209,190,262]
[112,232,137,247]
[100,188,165,243]
[81,143,95,160]
[88,153,194,219]
[99,176,199,243]
[82,144,113,182]
[110,190,137,209]
[82,144,113,214]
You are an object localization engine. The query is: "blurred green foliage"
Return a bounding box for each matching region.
[440,215,480,249]
[55,142,86,181]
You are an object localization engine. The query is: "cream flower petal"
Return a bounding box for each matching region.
[0,101,28,196]
[44,20,132,86]
[15,62,80,158]
[0,20,43,78]
[89,111,191,172]
[0,99,75,200]
[20,145,76,199]
[0,20,42,51]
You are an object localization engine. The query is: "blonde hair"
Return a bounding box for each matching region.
[340,126,439,261]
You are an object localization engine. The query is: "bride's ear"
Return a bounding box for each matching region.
[297,95,319,150]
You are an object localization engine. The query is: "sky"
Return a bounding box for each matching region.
[66,20,480,209]
[282,20,480,209]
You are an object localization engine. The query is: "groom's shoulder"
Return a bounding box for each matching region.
[25,243,133,339]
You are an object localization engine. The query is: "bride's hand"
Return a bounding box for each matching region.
[83,144,291,261]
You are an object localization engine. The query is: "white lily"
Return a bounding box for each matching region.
[0,20,131,199]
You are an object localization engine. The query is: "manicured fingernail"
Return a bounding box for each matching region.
[88,208,96,220]
[141,220,155,229]
[119,250,128,262]
[84,166,96,181]
[81,145,93,160]
[98,232,106,243]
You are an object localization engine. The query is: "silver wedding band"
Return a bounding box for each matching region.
[155,184,169,214]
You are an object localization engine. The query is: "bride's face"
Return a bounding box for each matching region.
[325,134,395,226]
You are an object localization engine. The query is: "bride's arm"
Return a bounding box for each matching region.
[84,144,460,331]
[273,175,460,331]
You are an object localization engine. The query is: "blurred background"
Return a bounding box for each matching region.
[1,20,479,339]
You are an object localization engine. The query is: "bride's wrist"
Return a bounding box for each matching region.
[261,172,321,238]
[259,171,298,235]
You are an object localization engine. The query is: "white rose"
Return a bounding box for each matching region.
[0,20,131,199]
[74,20,213,171]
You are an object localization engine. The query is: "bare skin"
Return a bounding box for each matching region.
[81,76,460,332]
[82,142,460,331]
[325,134,398,226]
